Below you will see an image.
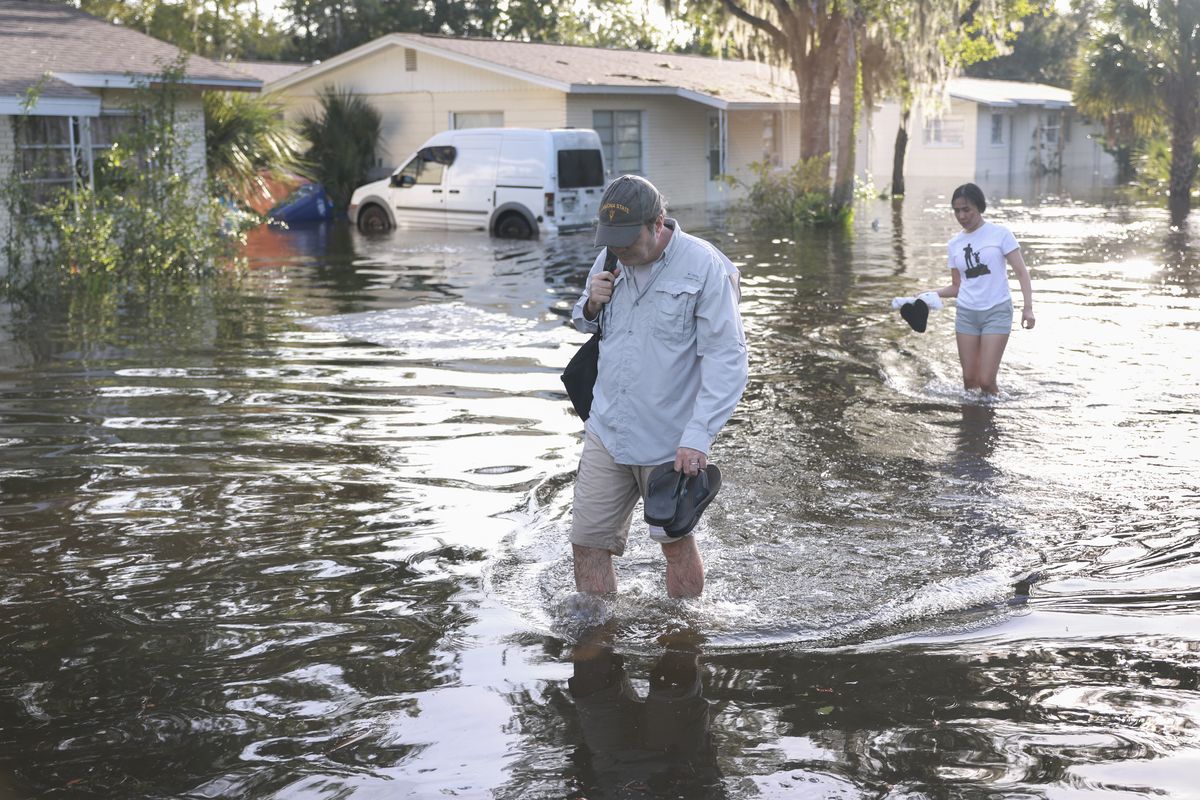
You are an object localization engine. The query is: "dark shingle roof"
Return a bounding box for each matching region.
[229,60,310,85]
[0,0,260,99]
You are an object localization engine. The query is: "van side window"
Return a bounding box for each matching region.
[398,146,457,186]
[557,149,605,189]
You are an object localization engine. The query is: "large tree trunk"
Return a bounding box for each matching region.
[1167,123,1197,226]
[790,7,842,162]
[891,106,910,197]
[794,63,837,161]
[832,17,858,210]
[1166,61,1200,226]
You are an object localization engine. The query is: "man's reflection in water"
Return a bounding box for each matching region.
[568,628,725,799]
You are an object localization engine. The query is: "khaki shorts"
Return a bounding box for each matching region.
[571,430,682,555]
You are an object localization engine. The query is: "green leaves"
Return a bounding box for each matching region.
[204,91,307,206]
[298,87,382,212]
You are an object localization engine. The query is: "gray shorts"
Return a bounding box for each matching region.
[956,300,1013,335]
[570,430,681,555]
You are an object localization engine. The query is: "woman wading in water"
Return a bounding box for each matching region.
[927,183,1035,395]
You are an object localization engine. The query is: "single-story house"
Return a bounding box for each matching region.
[867,77,1118,191]
[261,33,807,209]
[262,34,1116,209]
[0,0,261,255]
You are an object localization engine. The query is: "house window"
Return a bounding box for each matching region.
[15,116,75,202]
[762,111,781,166]
[1043,118,1060,146]
[593,110,642,175]
[990,113,1004,145]
[14,113,138,202]
[451,111,503,129]
[922,115,964,147]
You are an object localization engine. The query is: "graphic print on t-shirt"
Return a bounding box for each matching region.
[962,243,991,279]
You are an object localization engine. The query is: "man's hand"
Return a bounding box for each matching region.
[675,447,707,477]
[585,266,620,319]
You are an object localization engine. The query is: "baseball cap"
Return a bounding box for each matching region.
[594,175,664,247]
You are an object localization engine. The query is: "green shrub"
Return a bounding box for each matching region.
[2,59,244,306]
[299,87,382,213]
[204,90,307,208]
[729,156,851,230]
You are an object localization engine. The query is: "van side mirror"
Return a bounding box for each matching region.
[392,173,415,188]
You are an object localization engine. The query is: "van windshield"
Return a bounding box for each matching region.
[557,149,604,189]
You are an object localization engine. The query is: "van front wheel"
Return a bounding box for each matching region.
[495,212,534,240]
[357,205,391,233]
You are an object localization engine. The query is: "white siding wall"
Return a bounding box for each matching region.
[904,97,978,179]
[176,94,209,186]
[861,102,901,192]
[566,94,711,207]
[973,106,1013,182]
[724,109,799,199]
[273,48,567,173]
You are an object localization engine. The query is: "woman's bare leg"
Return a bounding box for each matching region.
[957,332,1009,394]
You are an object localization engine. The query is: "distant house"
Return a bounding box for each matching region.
[870,78,1117,191]
[0,0,260,250]
[261,33,804,208]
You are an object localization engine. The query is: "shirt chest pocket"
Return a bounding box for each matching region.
[653,280,701,342]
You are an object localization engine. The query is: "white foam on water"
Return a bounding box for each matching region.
[301,302,574,357]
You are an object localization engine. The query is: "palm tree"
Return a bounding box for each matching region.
[204,90,307,208]
[299,87,382,213]
[1074,0,1200,225]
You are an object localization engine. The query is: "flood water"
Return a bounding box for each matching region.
[1,182,1199,798]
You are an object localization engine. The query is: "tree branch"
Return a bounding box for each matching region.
[722,0,790,53]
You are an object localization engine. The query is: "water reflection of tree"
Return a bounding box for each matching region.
[1162,228,1200,296]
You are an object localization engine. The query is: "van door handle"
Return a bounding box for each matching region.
[432,189,442,193]
[448,189,460,194]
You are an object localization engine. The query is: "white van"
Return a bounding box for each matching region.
[349,128,606,239]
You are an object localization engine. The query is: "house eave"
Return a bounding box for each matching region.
[55,72,261,92]
[0,94,102,116]
[569,84,730,109]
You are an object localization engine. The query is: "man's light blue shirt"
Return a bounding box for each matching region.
[571,220,748,466]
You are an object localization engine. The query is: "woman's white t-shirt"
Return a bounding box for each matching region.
[946,221,1019,310]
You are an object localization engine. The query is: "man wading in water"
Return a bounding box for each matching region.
[568,175,747,598]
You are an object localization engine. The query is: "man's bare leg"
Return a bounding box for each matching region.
[661,536,704,598]
[573,544,617,594]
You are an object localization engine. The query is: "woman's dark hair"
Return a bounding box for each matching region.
[951,183,987,213]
